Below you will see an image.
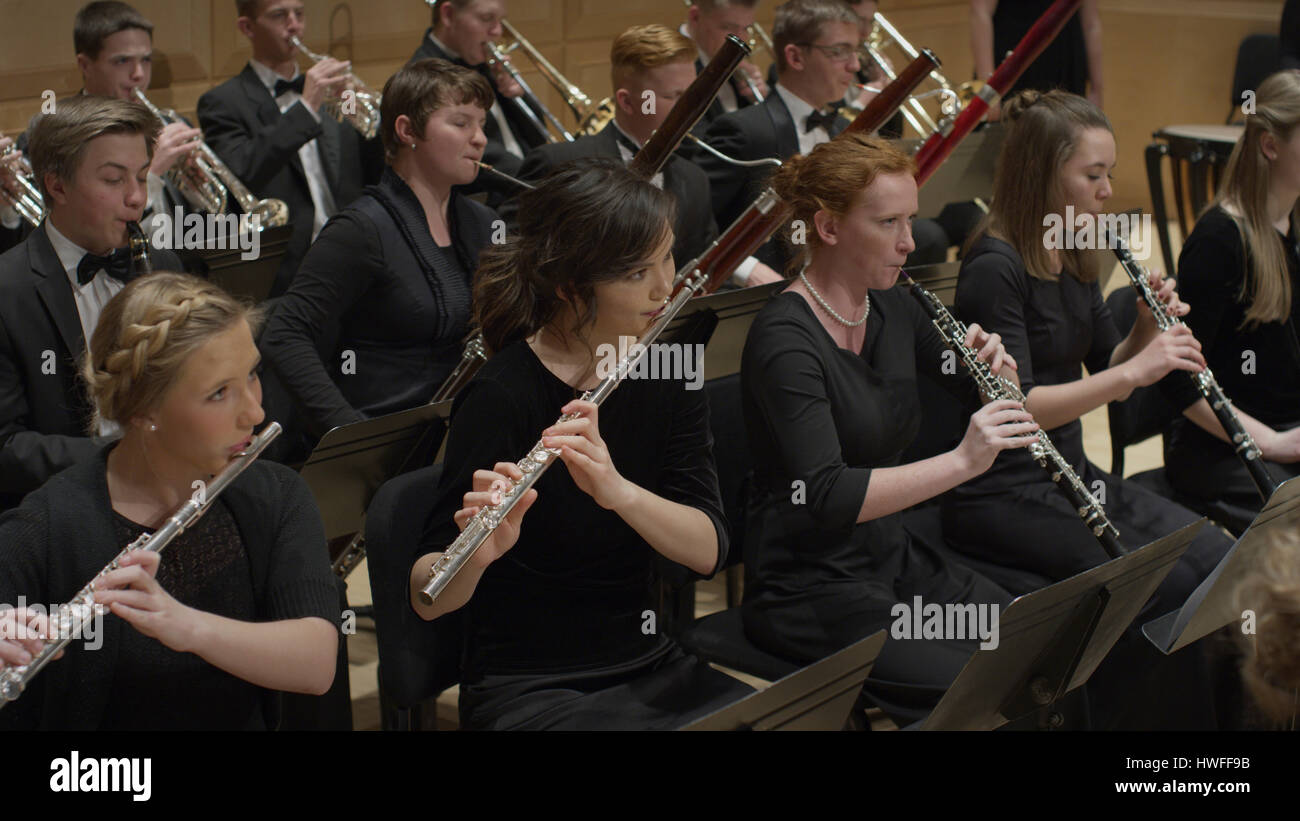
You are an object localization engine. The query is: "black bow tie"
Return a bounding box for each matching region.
[76,248,134,286]
[273,75,306,97]
[804,108,838,134]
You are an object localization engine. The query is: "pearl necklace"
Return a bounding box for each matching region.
[799,266,869,328]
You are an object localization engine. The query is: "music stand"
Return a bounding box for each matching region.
[923,521,1204,731]
[299,401,451,574]
[174,222,292,303]
[911,122,1005,220]
[662,280,783,379]
[681,630,887,731]
[1143,477,1300,654]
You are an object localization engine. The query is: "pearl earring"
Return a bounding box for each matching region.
[410,142,417,149]
[149,423,157,431]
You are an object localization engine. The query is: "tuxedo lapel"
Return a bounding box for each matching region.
[316,111,342,196]
[239,65,307,179]
[28,227,85,360]
[764,94,800,159]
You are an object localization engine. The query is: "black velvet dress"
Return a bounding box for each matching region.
[740,287,1011,725]
[1163,206,1300,524]
[994,0,1088,97]
[418,340,753,730]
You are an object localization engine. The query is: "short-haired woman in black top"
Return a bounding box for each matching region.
[262,59,499,437]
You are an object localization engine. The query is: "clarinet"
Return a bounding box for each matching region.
[0,422,282,708]
[900,271,1126,558]
[1107,233,1278,501]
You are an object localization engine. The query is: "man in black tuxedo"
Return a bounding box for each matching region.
[412,0,549,205]
[701,0,948,270]
[2,2,206,255]
[682,0,770,128]
[501,25,781,287]
[197,0,379,297]
[0,96,182,510]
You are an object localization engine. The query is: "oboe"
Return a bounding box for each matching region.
[1107,233,1279,501]
[0,422,281,708]
[900,271,1126,558]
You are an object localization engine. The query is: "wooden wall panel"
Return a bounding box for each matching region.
[0,0,1287,215]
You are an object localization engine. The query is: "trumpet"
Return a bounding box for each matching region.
[0,141,46,227]
[131,88,289,229]
[0,423,282,708]
[290,36,382,140]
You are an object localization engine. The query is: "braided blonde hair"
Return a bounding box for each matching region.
[82,272,262,431]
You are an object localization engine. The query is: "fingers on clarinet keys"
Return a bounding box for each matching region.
[1129,325,1205,387]
[0,607,66,669]
[459,462,537,568]
[960,400,1040,474]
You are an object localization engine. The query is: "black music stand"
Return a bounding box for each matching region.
[922,521,1204,731]
[174,222,292,303]
[1143,477,1300,654]
[299,401,451,577]
[662,280,783,378]
[681,630,887,731]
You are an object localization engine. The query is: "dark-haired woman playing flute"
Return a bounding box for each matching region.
[407,159,752,730]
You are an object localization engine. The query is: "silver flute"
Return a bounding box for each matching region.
[900,271,1126,558]
[0,422,281,707]
[418,270,715,606]
[1106,232,1278,501]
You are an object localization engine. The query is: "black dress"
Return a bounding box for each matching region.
[0,447,340,730]
[740,287,1011,726]
[994,0,1088,97]
[417,341,753,730]
[1163,206,1300,521]
[261,167,494,435]
[943,236,1232,608]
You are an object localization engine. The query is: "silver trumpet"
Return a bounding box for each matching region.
[290,36,382,140]
[0,422,282,708]
[132,88,289,228]
[900,270,1126,559]
[0,141,46,226]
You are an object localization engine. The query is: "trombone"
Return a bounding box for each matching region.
[0,141,45,227]
[855,13,970,139]
[131,88,289,229]
[484,20,617,142]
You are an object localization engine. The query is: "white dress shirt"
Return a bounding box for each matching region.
[774,83,833,157]
[249,59,338,240]
[426,32,525,159]
[45,219,125,437]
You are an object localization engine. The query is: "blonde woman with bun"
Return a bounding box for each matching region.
[0,272,339,731]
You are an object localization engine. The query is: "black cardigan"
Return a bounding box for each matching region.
[0,446,339,730]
